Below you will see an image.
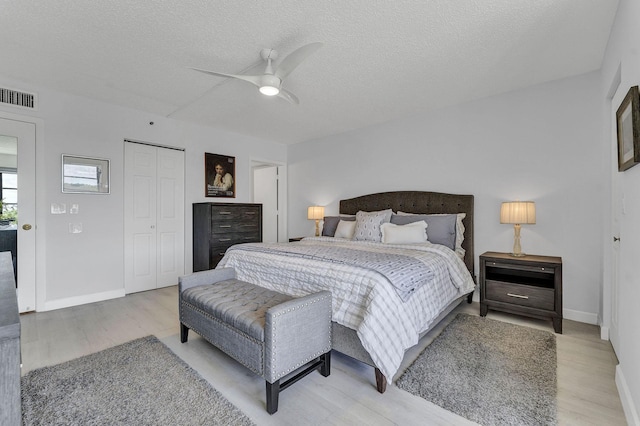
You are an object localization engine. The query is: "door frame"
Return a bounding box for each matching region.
[603,66,622,345]
[0,110,46,311]
[251,158,287,242]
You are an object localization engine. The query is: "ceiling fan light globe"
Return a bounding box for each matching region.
[259,85,280,96]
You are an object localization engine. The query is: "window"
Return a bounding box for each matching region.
[0,170,17,220]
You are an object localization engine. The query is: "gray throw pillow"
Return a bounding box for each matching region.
[391,214,457,249]
[353,209,393,242]
[322,215,355,237]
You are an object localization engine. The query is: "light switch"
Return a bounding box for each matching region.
[51,203,66,214]
[70,204,79,214]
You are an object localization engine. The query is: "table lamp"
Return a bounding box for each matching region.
[307,206,325,237]
[500,201,536,257]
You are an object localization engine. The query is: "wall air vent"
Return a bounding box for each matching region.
[0,87,38,110]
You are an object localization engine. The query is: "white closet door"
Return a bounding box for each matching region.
[156,148,184,288]
[125,142,185,293]
[125,143,157,293]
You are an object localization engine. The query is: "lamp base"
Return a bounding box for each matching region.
[510,224,526,258]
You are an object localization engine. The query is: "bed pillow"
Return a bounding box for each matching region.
[391,213,457,250]
[322,215,356,237]
[396,211,466,255]
[353,209,393,242]
[380,221,428,244]
[334,219,357,239]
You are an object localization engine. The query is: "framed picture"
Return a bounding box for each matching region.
[616,86,640,172]
[62,155,110,194]
[205,152,235,197]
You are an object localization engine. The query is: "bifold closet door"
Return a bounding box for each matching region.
[124,142,184,293]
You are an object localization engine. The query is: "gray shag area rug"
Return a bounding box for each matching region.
[397,314,557,426]
[21,335,255,426]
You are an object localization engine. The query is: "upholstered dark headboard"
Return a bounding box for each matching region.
[340,191,474,278]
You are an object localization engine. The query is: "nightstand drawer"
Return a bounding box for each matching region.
[485,280,554,311]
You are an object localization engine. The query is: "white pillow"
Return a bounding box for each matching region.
[397,211,466,256]
[380,221,428,244]
[334,219,357,239]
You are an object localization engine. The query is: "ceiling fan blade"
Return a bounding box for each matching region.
[277,89,299,105]
[190,67,262,87]
[274,42,323,80]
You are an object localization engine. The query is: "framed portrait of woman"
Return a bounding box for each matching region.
[205,153,235,197]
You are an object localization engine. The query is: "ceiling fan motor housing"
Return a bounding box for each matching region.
[259,74,281,95]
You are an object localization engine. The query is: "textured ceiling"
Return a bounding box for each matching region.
[0,1,619,144]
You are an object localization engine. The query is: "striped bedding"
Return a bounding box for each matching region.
[217,237,476,382]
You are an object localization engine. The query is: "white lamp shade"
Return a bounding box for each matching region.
[500,201,536,225]
[307,206,325,220]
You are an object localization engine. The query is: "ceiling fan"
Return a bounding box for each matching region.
[191,42,323,105]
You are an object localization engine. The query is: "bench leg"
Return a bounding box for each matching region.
[266,380,280,414]
[320,351,331,377]
[375,368,387,393]
[180,323,189,343]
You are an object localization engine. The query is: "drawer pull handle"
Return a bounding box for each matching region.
[218,238,231,242]
[507,293,529,299]
[245,212,256,215]
[218,212,231,215]
[218,252,226,256]
[219,225,232,228]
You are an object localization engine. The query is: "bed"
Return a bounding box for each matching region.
[217,191,475,393]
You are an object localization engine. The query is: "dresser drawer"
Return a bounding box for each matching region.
[209,206,260,222]
[210,232,260,245]
[210,222,260,235]
[485,280,554,311]
[209,250,227,269]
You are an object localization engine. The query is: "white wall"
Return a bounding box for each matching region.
[601,0,640,422]
[288,71,604,324]
[0,75,286,308]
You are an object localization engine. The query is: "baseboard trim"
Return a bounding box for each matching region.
[600,325,610,341]
[563,308,598,325]
[616,364,640,426]
[41,289,126,312]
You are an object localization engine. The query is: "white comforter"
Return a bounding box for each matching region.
[217,237,475,381]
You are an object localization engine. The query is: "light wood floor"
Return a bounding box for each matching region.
[20,286,628,425]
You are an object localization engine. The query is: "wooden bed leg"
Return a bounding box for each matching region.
[375,368,387,393]
[467,292,474,304]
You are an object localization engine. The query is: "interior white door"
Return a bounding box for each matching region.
[610,115,622,353]
[156,147,184,287]
[254,166,278,242]
[124,142,184,293]
[0,117,36,312]
[125,143,157,293]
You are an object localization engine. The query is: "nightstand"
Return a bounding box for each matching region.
[480,251,563,333]
[288,237,305,242]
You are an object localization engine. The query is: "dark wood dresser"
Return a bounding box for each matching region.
[480,251,563,333]
[193,203,262,272]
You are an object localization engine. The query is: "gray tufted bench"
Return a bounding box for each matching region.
[179,267,332,414]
